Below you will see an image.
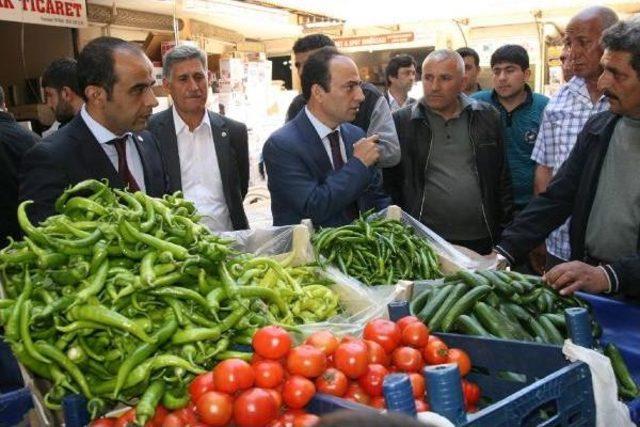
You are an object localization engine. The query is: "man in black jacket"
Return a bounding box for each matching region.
[20,37,169,224]
[0,86,40,246]
[495,19,640,298]
[148,45,249,231]
[384,49,513,255]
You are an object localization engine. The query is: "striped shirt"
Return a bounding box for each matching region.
[530,76,609,260]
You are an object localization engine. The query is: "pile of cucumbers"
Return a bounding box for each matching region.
[410,269,588,343]
[410,269,640,399]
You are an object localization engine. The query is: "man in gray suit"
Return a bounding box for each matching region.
[148,45,249,231]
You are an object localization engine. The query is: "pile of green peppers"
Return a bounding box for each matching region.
[0,180,339,423]
[312,213,443,286]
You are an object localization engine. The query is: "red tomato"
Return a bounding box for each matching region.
[427,335,443,345]
[90,418,115,427]
[253,326,293,360]
[370,396,386,409]
[334,341,369,379]
[396,315,420,332]
[253,360,285,388]
[213,358,255,394]
[188,372,215,402]
[161,414,184,427]
[363,319,402,354]
[174,406,199,425]
[447,348,472,376]
[282,375,316,409]
[114,409,135,427]
[293,413,320,427]
[266,388,283,408]
[146,406,168,427]
[358,364,388,397]
[234,388,279,427]
[304,331,339,356]
[401,322,430,348]
[286,345,327,378]
[409,372,425,399]
[344,382,370,405]
[423,340,449,365]
[365,340,390,367]
[315,368,348,397]
[195,391,233,426]
[392,346,423,372]
[415,399,429,412]
[462,379,481,406]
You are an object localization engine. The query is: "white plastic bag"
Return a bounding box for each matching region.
[562,340,635,427]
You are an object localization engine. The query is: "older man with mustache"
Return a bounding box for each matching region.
[529,6,619,269]
[494,18,640,299]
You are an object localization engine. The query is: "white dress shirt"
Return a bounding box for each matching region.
[173,106,233,231]
[304,107,347,168]
[80,105,146,192]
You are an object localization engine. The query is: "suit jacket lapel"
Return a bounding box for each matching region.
[72,116,123,187]
[295,110,333,176]
[157,109,182,191]
[341,124,355,160]
[209,112,234,208]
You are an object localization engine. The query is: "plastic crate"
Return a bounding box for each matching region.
[437,333,595,426]
[0,340,33,427]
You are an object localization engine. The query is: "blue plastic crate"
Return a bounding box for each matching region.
[0,340,33,427]
[306,393,379,416]
[437,333,595,426]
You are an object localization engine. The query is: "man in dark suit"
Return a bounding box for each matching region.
[0,86,40,246]
[148,45,249,231]
[263,47,390,227]
[20,37,169,224]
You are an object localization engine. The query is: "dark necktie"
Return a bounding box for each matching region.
[327,130,345,170]
[106,135,140,192]
[327,130,357,220]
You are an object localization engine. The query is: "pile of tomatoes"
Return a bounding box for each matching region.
[91,316,481,427]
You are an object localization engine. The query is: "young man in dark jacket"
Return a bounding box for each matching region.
[495,19,640,298]
[384,49,513,255]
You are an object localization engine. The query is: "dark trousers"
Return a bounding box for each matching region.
[545,252,567,271]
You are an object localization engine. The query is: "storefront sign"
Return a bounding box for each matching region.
[335,32,415,48]
[0,0,87,28]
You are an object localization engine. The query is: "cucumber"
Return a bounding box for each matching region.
[536,292,548,312]
[417,284,454,323]
[505,271,527,282]
[493,270,513,283]
[410,286,434,315]
[440,285,492,332]
[521,287,542,304]
[455,314,491,337]
[457,270,490,287]
[485,291,502,308]
[542,313,566,331]
[501,303,533,322]
[428,283,468,331]
[477,270,515,296]
[514,280,535,293]
[539,315,564,345]
[522,274,544,285]
[499,307,534,341]
[474,302,514,340]
[526,318,550,343]
[605,343,639,397]
[510,280,525,294]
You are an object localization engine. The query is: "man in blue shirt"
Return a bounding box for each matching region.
[473,45,548,270]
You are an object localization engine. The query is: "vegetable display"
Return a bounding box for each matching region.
[312,213,442,285]
[0,180,340,418]
[93,320,480,427]
[411,269,640,399]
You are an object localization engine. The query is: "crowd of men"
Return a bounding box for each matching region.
[1,6,640,299]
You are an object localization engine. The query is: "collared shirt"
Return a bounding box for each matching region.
[530,76,609,260]
[173,106,232,232]
[80,105,146,192]
[387,92,417,112]
[305,106,347,168]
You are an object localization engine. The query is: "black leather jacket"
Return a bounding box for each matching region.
[384,99,514,244]
[497,111,639,298]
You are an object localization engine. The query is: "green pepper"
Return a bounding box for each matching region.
[136,380,165,426]
[121,219,189,259]
[69,304,156,344]
[162,386,190,410]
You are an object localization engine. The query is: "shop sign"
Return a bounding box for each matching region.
[0,0,87,28]
[335,32,415,48]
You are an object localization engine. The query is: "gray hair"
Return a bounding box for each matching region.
[162,45,207,80]
[602,18,640,76]
[423,49,465,74]
[571,6,619,32]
